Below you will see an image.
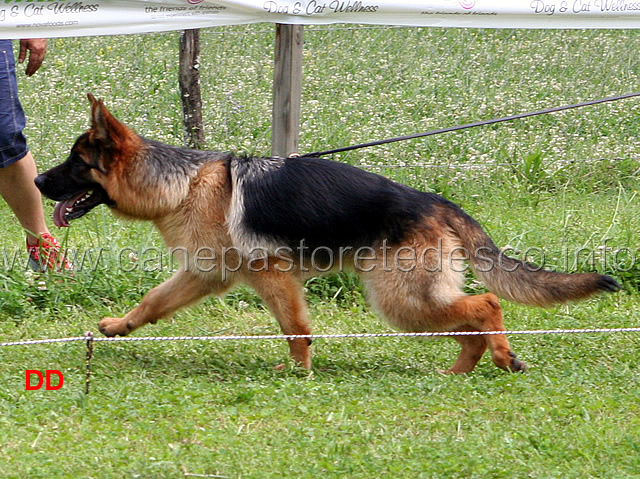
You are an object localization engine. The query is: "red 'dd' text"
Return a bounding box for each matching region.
[26,370,64,390]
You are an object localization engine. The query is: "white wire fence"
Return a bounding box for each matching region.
[4,326,640,395]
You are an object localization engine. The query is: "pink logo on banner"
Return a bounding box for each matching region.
[459,0,476,9]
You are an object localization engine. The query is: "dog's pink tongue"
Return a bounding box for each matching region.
[53,191,90,227]
[53,200,72,228]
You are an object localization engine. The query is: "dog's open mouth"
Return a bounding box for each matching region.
[53,188,109,227]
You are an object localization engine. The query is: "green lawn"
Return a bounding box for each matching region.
[1,26,640,477]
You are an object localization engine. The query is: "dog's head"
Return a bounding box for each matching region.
[35,93,139,227]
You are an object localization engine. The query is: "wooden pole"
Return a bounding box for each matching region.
[272,24,304,158]
[179,29,205,149]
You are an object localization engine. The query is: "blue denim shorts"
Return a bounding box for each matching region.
[0,39,28,168]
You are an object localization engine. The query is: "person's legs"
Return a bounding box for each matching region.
[0,40,69,271]
[0,40,43,239]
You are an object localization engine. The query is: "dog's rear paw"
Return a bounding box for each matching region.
[98,317,130,337]
[508,352,527,372]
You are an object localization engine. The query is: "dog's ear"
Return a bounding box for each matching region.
[87,93,129,145]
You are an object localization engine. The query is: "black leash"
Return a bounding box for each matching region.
[299,91,640,158]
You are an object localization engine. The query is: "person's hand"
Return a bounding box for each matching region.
[18,38,47,76]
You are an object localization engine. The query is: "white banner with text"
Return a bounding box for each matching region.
[0,0,639,39]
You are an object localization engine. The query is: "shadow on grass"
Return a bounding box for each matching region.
[87,338,512,384]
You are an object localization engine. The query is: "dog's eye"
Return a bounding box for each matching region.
[69,159,91,176]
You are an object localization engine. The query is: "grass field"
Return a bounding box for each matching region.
[1,26,640,477]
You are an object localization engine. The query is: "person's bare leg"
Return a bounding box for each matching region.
[0,151,49,243]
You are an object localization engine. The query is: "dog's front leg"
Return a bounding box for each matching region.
[243,266,312,369]
[98,270,228,337]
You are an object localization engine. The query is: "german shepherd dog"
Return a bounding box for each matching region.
[35,94,621,373]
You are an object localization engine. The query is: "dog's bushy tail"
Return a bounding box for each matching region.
[445,206,621,307]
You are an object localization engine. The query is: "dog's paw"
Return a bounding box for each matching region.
[98,317,130,337]
[508,351,528,372]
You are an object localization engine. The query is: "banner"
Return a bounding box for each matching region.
[1,0,640,39]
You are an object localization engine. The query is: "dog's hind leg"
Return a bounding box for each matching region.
[365,263,525,373]
[98,270,229,337]
[447,335,488,374]
[437,293,525,373]
[243,266,312,369]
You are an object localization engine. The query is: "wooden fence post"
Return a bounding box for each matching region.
[272,24,304,158]
[179,29,205,149]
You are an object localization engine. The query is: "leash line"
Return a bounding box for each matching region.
[300,91,640,158]
[3,327,640,347]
